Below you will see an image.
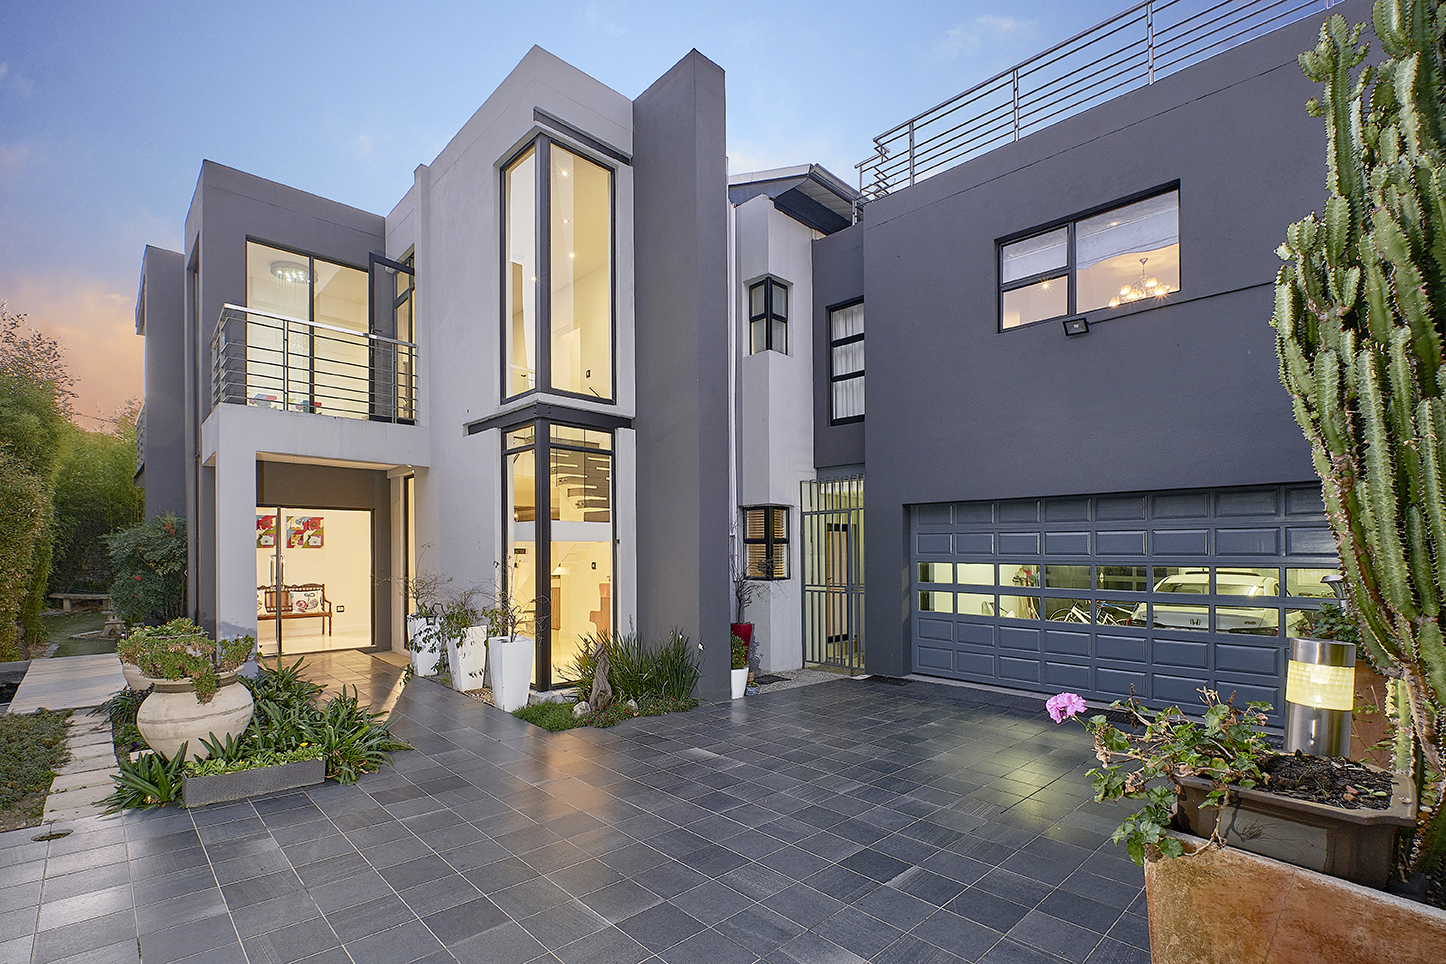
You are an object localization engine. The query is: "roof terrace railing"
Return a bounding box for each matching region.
[210,305,417,424]
[855,0,1336,212]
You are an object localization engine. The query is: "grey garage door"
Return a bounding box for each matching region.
[910,485,1337,719]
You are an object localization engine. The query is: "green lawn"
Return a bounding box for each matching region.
[0,709,70,831]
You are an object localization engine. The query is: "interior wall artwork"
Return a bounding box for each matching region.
[287,516,324,548]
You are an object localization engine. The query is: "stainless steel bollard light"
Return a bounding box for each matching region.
[1284,636,1355,756]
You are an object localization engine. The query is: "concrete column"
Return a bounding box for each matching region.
[213,439,259,642]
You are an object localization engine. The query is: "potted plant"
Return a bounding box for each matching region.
[730,632,748,699]
[117,618,255,762]
[439,589,486,691]
[1046,688,1414,887]
[404,569,449,678]
[480,566,540,713]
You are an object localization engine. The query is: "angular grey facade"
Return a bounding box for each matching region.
[807,0,1360,713]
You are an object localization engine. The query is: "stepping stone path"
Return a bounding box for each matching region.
[40,712,118,822]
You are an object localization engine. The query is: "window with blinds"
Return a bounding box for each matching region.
[742,506,789,580]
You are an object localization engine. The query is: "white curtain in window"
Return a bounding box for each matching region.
[1076,192,1179,271]
[1001,227,1067,283]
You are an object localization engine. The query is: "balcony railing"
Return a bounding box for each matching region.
[210,305,417,423]
[854,0,1336,210]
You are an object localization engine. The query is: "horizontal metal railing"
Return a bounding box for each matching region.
[855,0,1335,210]
[210,304,417,423]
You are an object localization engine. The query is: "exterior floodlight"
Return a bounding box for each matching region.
[1062,316,1089,336]
[1284,636,1355,756]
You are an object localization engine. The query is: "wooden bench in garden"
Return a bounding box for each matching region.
[256,584,333,635]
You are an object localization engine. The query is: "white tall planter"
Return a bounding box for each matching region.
[731,668,747,699]
[489,635,534,712]
[406,614,442,677]
[448,627,489,690]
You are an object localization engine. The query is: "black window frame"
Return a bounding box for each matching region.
[748,277,788,355]
[499,133,620,405]
[501,416,617,691]
[742,505,789,580]
[827,298,864,425]
[996,185,1180,332]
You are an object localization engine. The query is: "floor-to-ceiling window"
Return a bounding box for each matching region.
[502,136,614,403]
[504,420,614,689]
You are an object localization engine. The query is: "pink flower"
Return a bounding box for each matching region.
[1046,692,1088,723]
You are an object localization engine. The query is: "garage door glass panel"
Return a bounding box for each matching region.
[1003,565,1039,588]
[1045,598,1093,622]
[998,595,1039,620]
[1286,568,1337,597]
[918,563,953,584]
[919,591,953,613]
[1044,565,1090,589]
[957,593,994,616]
[1217,568,1280,597]
[1216,606,1279,635]
[956,563,995,585]
[1099,565,1149,591]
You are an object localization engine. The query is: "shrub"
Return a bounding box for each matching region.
[106,513,187,626]
[566,628,701,703]
[731,632,749,670]
[117,618,253,703]
[0,453,47,660]
[0,709,71,825]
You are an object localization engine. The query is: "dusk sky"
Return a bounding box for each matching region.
[2,1,1134,425]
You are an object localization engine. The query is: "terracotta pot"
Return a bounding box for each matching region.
[1174,766,1415,888]
[1145,834,1446,964]
[136,671,254,762]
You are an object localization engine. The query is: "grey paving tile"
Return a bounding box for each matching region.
[31,909,136,964]
[41,937,141,964]
[657,927,757,964]
[769,930,867,964]
[136,912,237,964]
[812,906,903,960]
[715,904,805,957]
[552,925,650,964]
[345,919,445,964]
[134,888,227,935]
[616,902,705,952]
[421,896,509,945]
[240,916,341,964]
[1008,910,1103,964]
[450,920,549,964]
[323,894,417,943]
[578,879,662,925]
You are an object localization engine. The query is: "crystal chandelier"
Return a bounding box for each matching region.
[270,260,310,285]
[1109,257,1172,308]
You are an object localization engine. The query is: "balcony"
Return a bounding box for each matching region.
[855,0,1336,209]
[210,305,417,423]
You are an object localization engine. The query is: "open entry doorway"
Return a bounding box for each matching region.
[256,506,373,656]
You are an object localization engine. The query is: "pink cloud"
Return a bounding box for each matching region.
[2,271,144,424]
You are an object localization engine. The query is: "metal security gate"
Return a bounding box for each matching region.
[802,476,864,673]
[909,484,1338,720]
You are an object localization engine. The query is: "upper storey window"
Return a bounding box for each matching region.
[999,190,1179,330]
[504,136,614,401]
[748,278,788,354]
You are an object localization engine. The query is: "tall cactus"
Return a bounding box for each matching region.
[1273,0,1446,873]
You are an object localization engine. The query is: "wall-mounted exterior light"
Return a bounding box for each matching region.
[1062,316,1089,336]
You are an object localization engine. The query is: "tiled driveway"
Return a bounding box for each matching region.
[0,653,1149,964]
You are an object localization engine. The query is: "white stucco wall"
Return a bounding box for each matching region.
[732,194,820,673]
[391,46,639,645]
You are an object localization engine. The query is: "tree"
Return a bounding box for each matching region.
[49,403,145,594]
[1272,0,1446,873]
[107,514,187,627]
[0,303,71,657]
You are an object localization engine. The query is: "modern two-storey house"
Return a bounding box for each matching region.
[136,0,1355,711]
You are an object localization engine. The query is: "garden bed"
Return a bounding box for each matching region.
[513,696,699,732]
[0,709,71,831]
[1260,753,1393,809]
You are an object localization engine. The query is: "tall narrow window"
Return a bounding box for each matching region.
[503,420,614,689]
[829,301,864,423]
[503,137,614,401]
[999,189,1179,330]
[743,506,789,579]
[504,147,538,396]
[748,278,788,354]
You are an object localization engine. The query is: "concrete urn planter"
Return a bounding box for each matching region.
[120,661,148,692]
[406,614,442,677]
[136,672,254,762]
[1145,834,1446,964]
[489,635,534,712]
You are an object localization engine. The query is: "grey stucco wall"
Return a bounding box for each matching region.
[183,162,387,635]
[632,50,732,699]
[848,3,1365,676]
[256,461,393,651]
[811,228,865,468]
[139,245,187,520]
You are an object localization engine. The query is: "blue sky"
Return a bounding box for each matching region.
[0,1,1126,420]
